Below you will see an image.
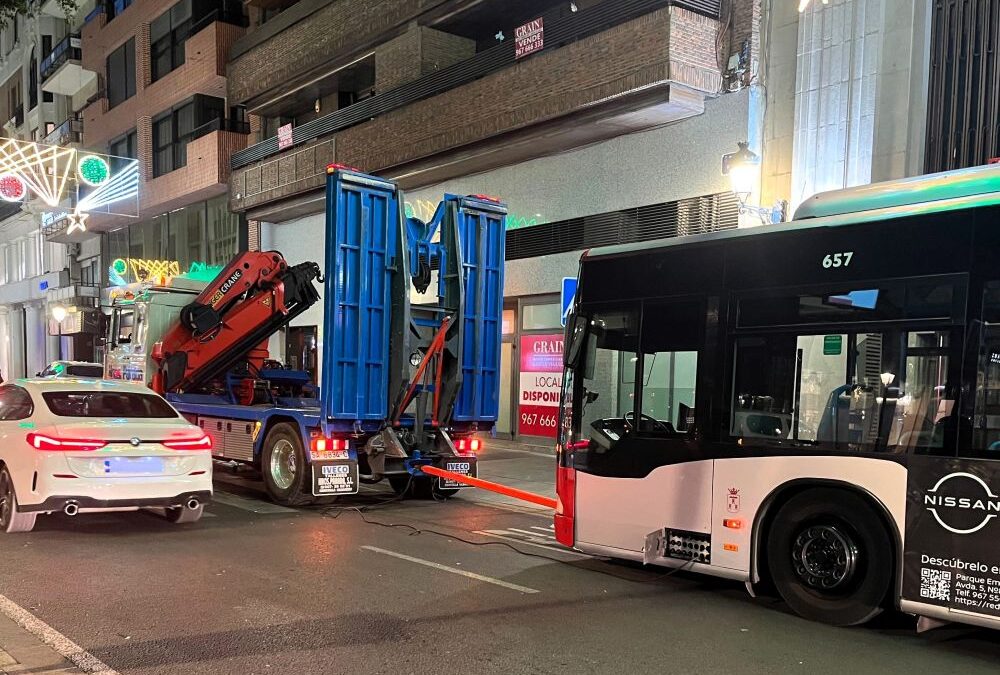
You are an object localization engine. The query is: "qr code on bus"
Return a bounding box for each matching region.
[920,568,952,601]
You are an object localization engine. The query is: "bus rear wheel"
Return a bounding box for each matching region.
[766,488,893,626]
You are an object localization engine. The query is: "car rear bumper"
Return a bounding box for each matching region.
[20,490,213,513]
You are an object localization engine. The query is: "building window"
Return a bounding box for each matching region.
[27,48,36,110]
[105,0,134,22]
[152,95,224,176]
[106,37,136,108]
[150,0,192,82]
[108,129,137,159]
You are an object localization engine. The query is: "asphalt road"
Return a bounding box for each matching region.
[1,445,1000,675]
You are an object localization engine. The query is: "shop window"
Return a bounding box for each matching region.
[522,302,561,331]
[502,309,515,335]
[106,38,136,108]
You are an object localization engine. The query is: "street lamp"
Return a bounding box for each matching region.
[51,305,67,361]
[722,142,788,225]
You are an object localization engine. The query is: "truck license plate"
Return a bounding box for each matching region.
[312,460,359,496]
[439,458,476,489]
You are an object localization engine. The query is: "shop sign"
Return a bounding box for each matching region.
[518,333,563,437]
[277,123,293,150]
[515,17,544,59]
[902,456,1000,617]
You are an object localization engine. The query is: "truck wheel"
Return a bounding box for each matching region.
[766,488,893,626]
[0,468,35,533]
[261,424,314,506]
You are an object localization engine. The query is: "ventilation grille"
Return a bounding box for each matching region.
[506,192,739,261]
[926,0,1000,171]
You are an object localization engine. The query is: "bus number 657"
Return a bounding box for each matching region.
[822,251,854,268]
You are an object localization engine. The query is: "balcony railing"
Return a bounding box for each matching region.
[44,115,83,146]
[191,116,251,142]
[231,0,721,170]
[40,34,82,82]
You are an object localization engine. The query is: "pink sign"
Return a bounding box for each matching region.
[277,123,293,150]
[518,333,563,437]
[515,17,544,59]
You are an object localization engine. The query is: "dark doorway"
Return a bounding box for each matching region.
[286,325,318,382]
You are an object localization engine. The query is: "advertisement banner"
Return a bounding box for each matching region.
[903,456,1000,617]
[515,17,544,59]
[518,334,563,437]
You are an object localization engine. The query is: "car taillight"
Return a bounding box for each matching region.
[162,434,213,451]
[27,433,107,452]
[311,437,348,453]
[554,465,576,547]
[455,438,481,455]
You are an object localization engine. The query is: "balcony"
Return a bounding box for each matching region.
[44,115,83,146]
[230,0,724,218]
[41,34,97,97]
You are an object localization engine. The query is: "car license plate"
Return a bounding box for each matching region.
[439,458,476,489]
[312,460,358,496]
[104,456,165,475]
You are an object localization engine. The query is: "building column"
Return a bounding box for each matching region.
[7,305,25,379]
[23,303,49,376]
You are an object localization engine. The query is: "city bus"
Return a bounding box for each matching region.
[556,165,1000,629]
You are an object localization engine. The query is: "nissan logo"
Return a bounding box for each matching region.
[924,472,1000,534]
[129,437,141,447]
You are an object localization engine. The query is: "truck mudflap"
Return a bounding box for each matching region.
[311,459,360,496]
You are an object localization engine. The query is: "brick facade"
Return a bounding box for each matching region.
[81,10,246,225]
[228,0,457,107]
[231,6,722,212]
[375,25,476,93]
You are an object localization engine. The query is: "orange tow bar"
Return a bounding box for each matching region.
[419,465,557,510]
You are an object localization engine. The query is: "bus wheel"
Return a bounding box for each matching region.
[261,423,314,507]
[766,488,893,626]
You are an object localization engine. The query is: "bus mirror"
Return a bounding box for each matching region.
[565,314,588,368]
[583,334,597,380]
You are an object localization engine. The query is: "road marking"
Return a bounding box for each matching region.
[473,530,592,558]
[530,525,555,534]
[211,491,299,514]
[361,545,540,594]
[482,446,554,459]
[508,527,555,540]
[0,594,119,675]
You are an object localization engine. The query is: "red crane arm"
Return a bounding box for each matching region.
[150,251,322,395]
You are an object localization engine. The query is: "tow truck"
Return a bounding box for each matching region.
[105,165,506,506]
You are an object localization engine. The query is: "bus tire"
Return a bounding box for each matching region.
[765,487,893,626]
[387,474,414,497]
[261,423,314,507]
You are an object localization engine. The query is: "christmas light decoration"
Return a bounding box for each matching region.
[78,155,110,186]
[76,161,139,212]
[66,209,89,234]
[0,172,25,201]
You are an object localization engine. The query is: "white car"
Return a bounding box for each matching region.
[37,361,105,379]
[0,379,213,533]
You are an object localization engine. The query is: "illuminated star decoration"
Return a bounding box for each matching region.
[66,209,89,234]
[798,0,829,10]
[76,160,139,212]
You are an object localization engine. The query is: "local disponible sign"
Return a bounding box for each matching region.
[515,17,544,59]
[518,334,563,437]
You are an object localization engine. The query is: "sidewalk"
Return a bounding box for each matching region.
[0,615,84,674]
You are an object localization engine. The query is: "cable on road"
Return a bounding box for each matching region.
[319,503,696,584]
